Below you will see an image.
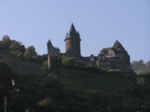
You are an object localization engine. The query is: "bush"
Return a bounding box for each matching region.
[136,77,147,86]
[36,98,54,112]
[37,99,51,107]
[41,73,60,89]
[88,63,92,67]
[62,57,77,67]
[77,62,86,67]
[42,60,48,68]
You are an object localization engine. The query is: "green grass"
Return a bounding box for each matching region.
[58,73,135,92]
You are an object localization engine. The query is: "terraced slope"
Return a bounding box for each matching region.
[0,51,47,76]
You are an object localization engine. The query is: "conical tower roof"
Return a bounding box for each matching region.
[65,23,81,40]
[68,23,77,35]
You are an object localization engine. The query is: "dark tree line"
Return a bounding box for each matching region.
[0,35,47,66]
[131,60,150,74]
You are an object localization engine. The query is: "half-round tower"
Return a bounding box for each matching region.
[64,23,81,59]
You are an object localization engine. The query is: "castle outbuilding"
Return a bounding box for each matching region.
[98,40,130,72]
[47,23,131,72]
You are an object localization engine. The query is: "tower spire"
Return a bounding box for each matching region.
[68,23,76,35]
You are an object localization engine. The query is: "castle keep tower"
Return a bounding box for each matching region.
[64,23,81,59]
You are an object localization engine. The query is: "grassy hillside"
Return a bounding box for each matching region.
[1,67,150,112]
[10,71,150,112]
[1,56,150,112]
[58,73,135,92]
[132,68,150,75]
[0,51,47,76]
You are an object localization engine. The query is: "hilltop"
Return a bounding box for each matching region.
[0,35,150,112]
[0,50,150,112]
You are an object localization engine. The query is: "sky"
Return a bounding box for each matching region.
[0,0,149,63]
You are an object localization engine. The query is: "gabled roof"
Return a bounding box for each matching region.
[47,39,53,46]
[113,40,124,50]
[47,40,51,44]
[99,40,128,55]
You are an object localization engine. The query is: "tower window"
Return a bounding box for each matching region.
[75,51,77,53]
[75,43,76,45]
[70,47,71,49]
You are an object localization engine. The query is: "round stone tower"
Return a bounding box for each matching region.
[64,23,81,59]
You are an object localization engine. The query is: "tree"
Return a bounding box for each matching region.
[131,60,145,70]
[146,60,150,66]
[1,35,12,48]
[139,60,144,66]
[24,46,37,62]
[10,41,22,51]
[131,61,138,66]
[10,41,25,59]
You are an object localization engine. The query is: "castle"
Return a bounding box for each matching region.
[47,23,131,72]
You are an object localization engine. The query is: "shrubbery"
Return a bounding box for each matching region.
[76,61,86,67]
[36,98,53,112]
[62,57,77,67]
[0,35,50,65]
[41,72,60,89]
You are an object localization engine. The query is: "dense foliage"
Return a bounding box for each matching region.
[24,46,37,62]
[10,41,25,59]
[0,60,150,112]
[0,62,12,112]
[0,35,47,65]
